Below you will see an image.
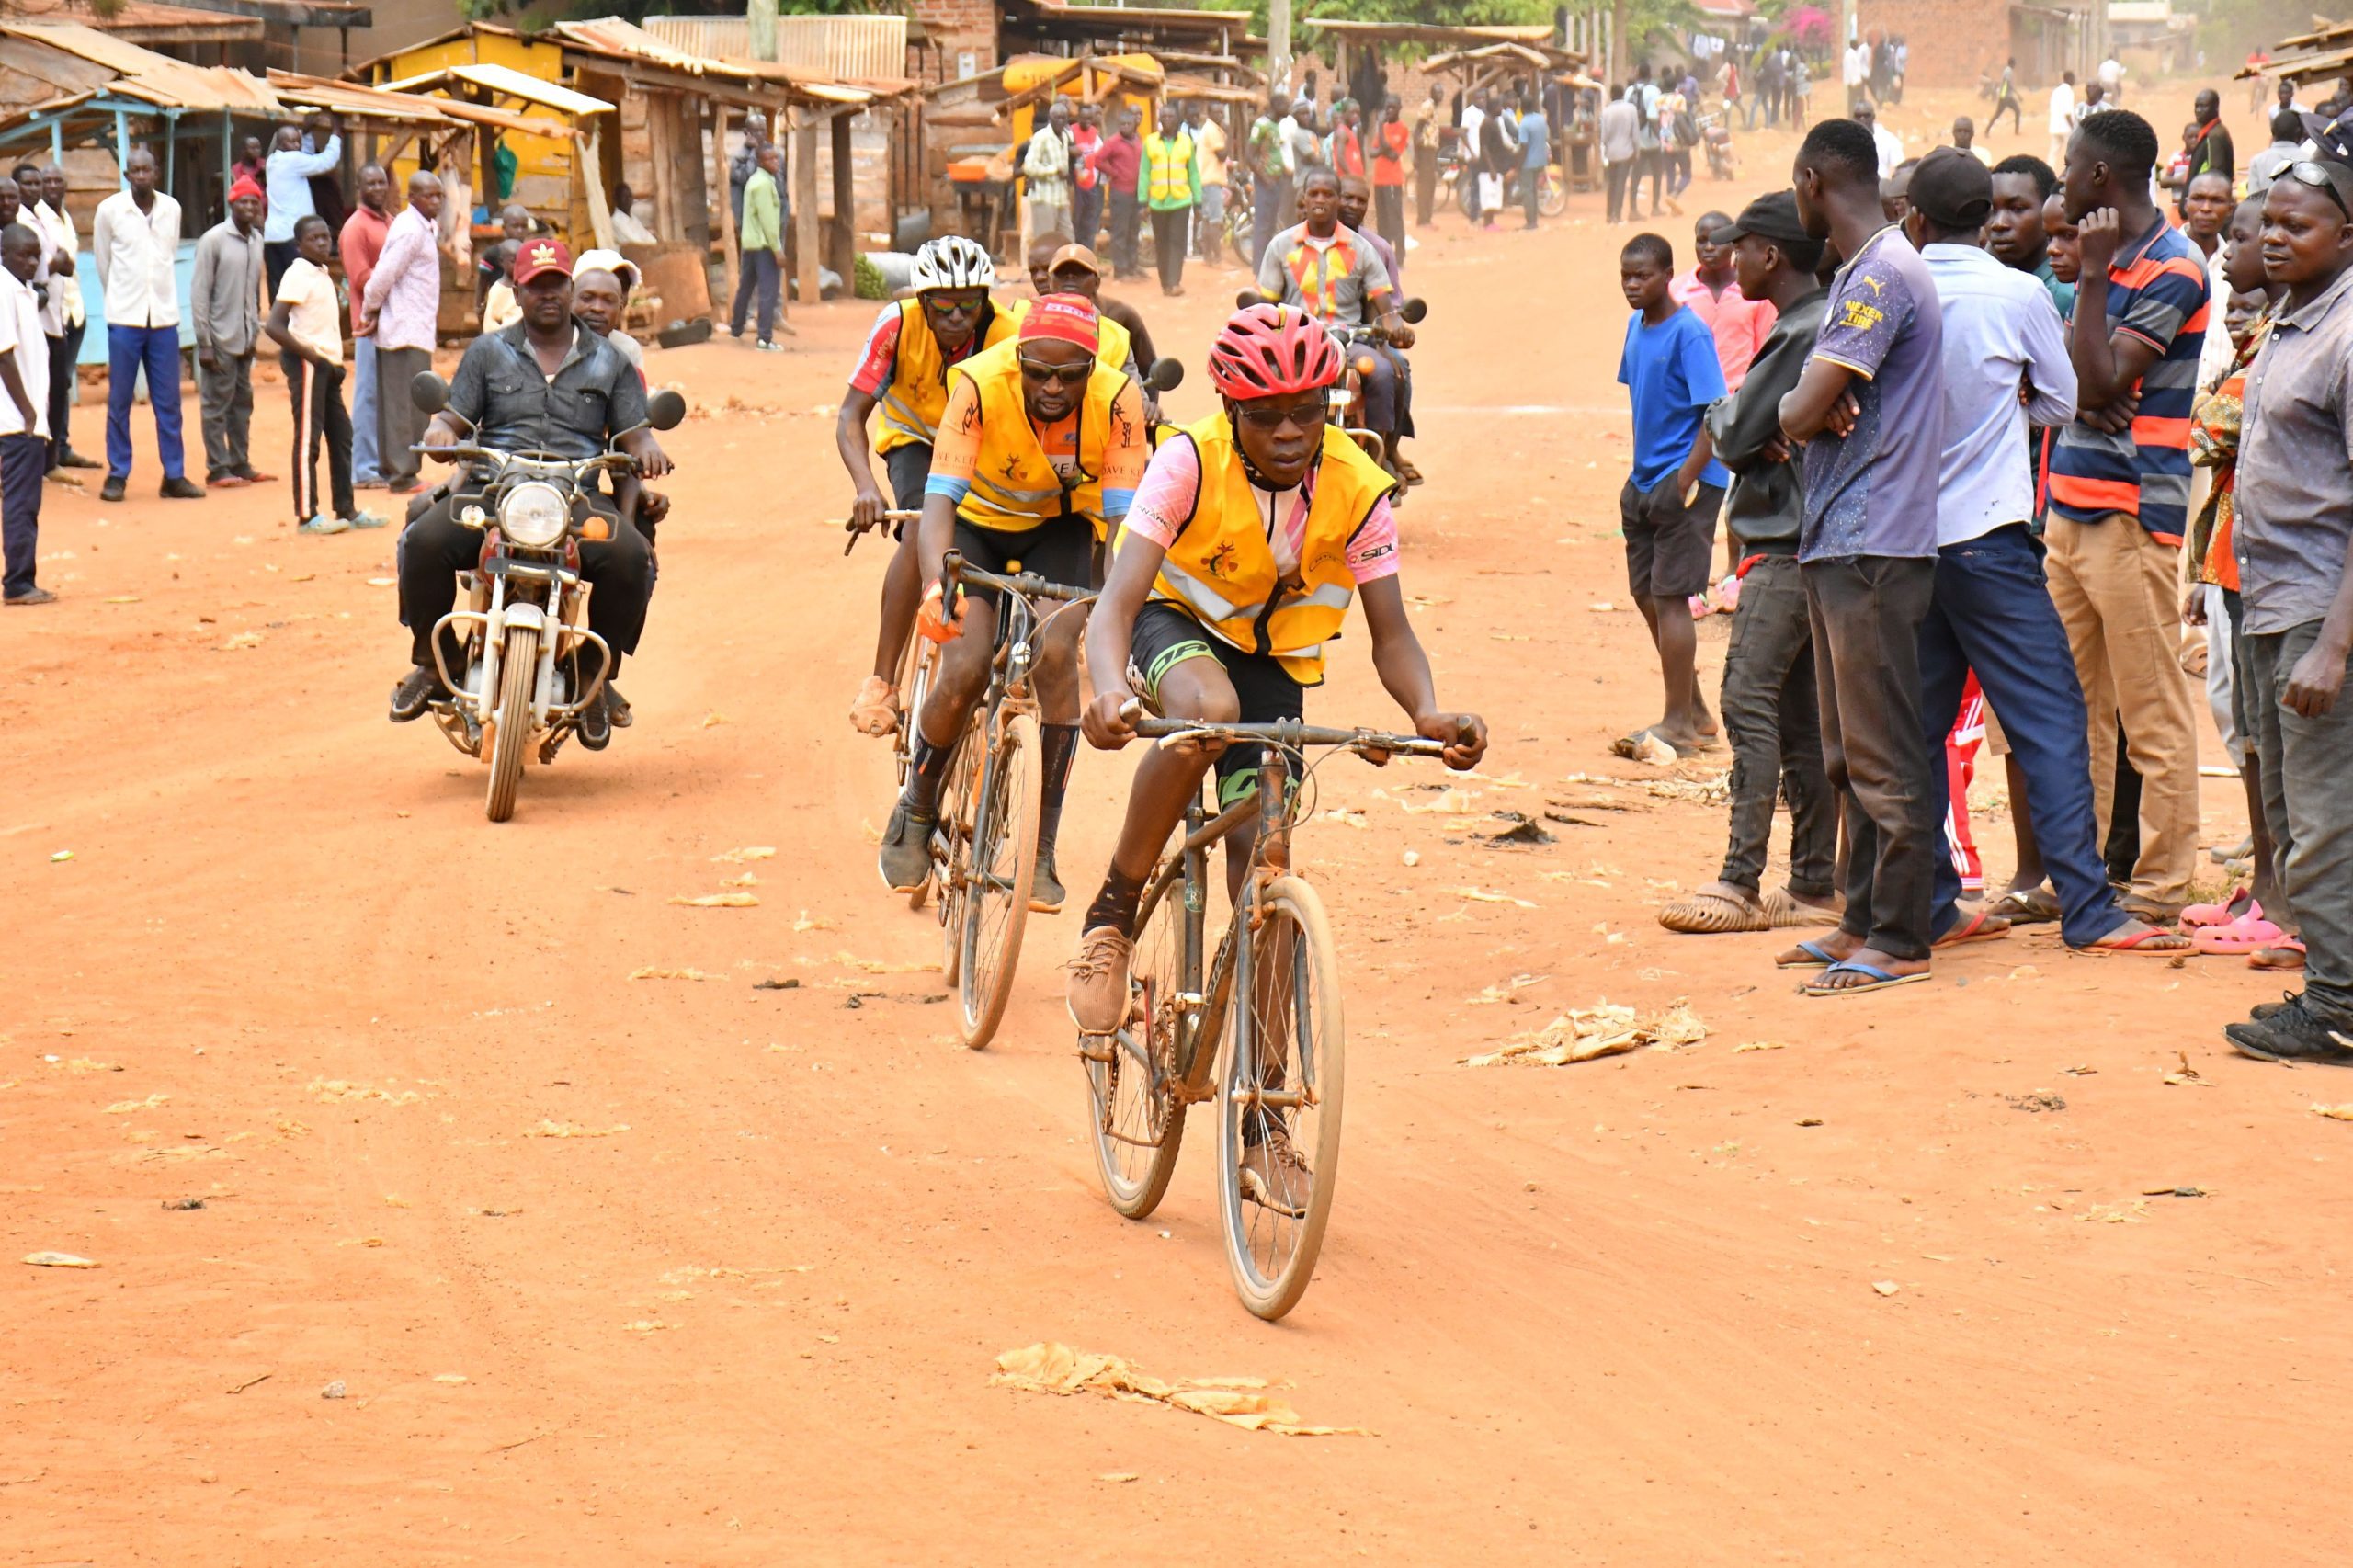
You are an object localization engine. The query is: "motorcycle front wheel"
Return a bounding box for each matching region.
[485,623,539,823]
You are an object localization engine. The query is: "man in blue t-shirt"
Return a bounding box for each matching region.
[1777,118,1946,996]
[1617,230,1730,759]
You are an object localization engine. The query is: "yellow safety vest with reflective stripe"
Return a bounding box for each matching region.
[951,336,1132,540]
[1008,296,1134,376]
[1142,130,1196,206]
[1143,411,1394,686]
[875,298,1017,454]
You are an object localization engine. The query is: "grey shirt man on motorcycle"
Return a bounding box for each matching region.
[1256,166,1414,468]
[390,239,671,749]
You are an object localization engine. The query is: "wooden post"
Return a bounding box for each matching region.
[829,108,856,281]
[715,105,739,314]
[748,0,778,62]
[791,113,820,312]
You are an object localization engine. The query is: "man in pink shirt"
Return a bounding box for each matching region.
[358,169,444,494]
[1669,210,1776,389]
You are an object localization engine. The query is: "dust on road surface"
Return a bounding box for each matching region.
[4,83,2347,1564]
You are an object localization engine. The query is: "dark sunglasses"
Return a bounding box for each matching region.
[2286,160,2353,217]
[923,291,987,315]
[1017,356,1093,387]
[1234,399,1329,433]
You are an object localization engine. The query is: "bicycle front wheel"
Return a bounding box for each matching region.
[1215,874,1345,1322]
[955,710,1040,1049]
[934,720,981,986]
[1083,847,1190,1219]
[894,637,937,910]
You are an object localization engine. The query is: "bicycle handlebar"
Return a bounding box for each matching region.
[943,550,1097,607]
[1119,699,1447,757]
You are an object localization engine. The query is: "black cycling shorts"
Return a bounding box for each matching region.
[1128,601,1304,808]
[950,516,1097,611]
[883,444,931,537]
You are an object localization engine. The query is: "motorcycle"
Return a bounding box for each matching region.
[1699,110,1737,180]
[405,371,687,823]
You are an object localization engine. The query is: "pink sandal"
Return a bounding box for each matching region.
[2180,888,2250,929]
[2190,908,2285,955]
[2248,937,2307,971]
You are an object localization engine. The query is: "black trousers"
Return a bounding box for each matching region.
[1,430,43,599]
[264,240,298,301]
[44,318,81,464]
[732,249,780,343]
[283,351,353,526]
[1718,555,1836,899]
[1637,149,1665,213]
[398,486,653,673]
[1375,184,1406,256]
[375,345,430,488]
[1108,189,1142,277]
[1804,555,1938,960]
[1150,206,1188,291]
[1605,160,1631,222]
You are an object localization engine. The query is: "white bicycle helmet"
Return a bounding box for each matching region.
[910,235,996,292]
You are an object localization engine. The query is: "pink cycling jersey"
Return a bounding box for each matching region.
[1124,434,1400,585]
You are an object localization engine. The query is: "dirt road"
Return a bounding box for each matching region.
[5,85,2347,1563]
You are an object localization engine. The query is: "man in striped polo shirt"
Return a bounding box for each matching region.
[2046,108,2210,921]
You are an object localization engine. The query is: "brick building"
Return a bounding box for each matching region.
[1856,0,2092,91]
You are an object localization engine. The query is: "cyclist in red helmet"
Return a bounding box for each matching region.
[1065,305,1487,1030]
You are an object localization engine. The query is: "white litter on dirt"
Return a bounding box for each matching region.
[991,1343,1370,1437]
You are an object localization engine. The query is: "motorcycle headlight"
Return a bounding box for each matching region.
[498,482,568,549]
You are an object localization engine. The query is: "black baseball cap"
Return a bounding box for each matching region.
[1910,146,1994,229]
[1716,189,1810,248]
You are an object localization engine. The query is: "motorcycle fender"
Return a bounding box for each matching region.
[500,602,550,636]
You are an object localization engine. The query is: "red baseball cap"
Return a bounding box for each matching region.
[513,237,573,284]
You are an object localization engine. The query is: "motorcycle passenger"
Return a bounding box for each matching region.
[568,260,661,733]
[836,235,1012,738]
[1256,165,1416,482]
[1064,306,1485,1092]
[875,295,1148,912]
[390,240,669,750]
[1015,240,1145,377]
[1332,173,1421,487]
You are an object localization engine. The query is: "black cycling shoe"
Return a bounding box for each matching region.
[878,799,936,892]
[2224,997,2353,1066]
[576,690,612,751]
[389,664,449,722]
[606,683,632,729]
[1030,845,1066,914]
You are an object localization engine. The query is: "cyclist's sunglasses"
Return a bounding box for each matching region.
[2285,159,2353,218]
[923,290,988,314]
[1234,398,1328,433]
[1017,356,1093,387]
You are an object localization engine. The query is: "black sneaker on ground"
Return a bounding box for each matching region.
[2252,992,2302,1022]
[159,475,204,499]
[1030,846,1066,914]
[98,475,126,503]
[2224,997,2353,1066]
[877,799,936,891]
[576,689,612,750]
[389,664,449,722]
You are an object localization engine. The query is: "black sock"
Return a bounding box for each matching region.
[1038,722,1079,849]
[904,740,949,816]
[1085,865,1147,937]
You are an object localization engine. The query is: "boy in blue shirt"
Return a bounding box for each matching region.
[1618,231,1731,757]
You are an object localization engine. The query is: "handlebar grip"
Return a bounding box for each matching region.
[938,548,964,619]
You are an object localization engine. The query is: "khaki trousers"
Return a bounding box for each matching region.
[2041,514,2201,909]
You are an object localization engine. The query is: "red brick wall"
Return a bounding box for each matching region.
[1859,0,2016,91]
[909,0,998,76]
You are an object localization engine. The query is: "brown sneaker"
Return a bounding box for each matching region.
[1239,1124,1310,1218]
[849,675,899,737]
[1065,925,1134,1034]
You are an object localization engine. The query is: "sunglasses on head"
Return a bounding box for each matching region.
[1234,399,1329,433]
[2286,159,2353,217]
[1017,355,1093,386]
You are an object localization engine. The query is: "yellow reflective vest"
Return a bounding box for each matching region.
[874,297,1017,454]
[1008,295,1134,375]
[1142,411,1395,686]
[949,336,1133,539]
[1142,131,1199,209]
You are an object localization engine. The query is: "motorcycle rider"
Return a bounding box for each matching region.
[1332,172,1422,487]
[835,235,1013,738]
[874,295,1148,912]
[388,239,669,749]
[1256,165,1415,483]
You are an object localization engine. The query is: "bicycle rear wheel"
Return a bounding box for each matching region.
[1082,848,1190,1219]
[1215,874,1345,1322]
[955,710,1040,1049]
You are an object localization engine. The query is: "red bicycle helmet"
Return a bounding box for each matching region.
[1206,303,1341,400]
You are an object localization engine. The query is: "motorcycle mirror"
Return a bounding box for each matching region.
[1398,297,1429,324]
[1144,357,1185,393]
[646,389,688,431]
[410,371,449,415]
[1234,289,1269,311]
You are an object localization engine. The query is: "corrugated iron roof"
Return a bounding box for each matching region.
[381,60,615,119]
[267,69,573,138]
[640,13,909,82]
[0,0,261,43]
[548,17,913,104]
[0,21,277,110]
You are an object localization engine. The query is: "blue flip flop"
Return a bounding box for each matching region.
[1775,937,1844,970]
[1803,960,1929,998]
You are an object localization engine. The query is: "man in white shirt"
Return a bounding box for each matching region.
[2097,55,2124,106]
[20,163,93,474]
[2048,71,2077,166]
[0,222,51,604]
[92,146,199,503]
[262,116,342,298]
[1854,101,1904,179]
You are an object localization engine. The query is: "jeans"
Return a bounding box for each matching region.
[284,351,353,526]
[45,317,82,463]
[2203,583,2244,766]
[1252,175,1291,270]
[351,335,382,484]
[1108,188,1142,277]
[1804,555,1938,960]
[196,348,253,481]
[1917,526,2123,948]
[1149,205,1188,290]
[104,323,186,482]
[0,430,42,598]
[1604,159,1631,222]
[375,344,430,488]
[732,248,780,343]
[1520,165,1542,226]
[2243,621,2353,1028]
[1717,555,1836,900]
